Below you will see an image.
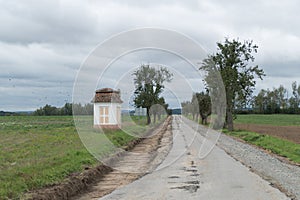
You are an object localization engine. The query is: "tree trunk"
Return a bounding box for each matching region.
[201,114,208,125]
[214,106,224,130]
[226,106,234,131]
[146,107,151,125]
[204,117,208,125]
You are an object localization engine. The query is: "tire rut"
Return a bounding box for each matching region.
[74,116,173,200]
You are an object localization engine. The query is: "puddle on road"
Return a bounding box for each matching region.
[186,169,198,173]
[168,176,180,179]
[185,180,200,185]
[170,163,201,193]
[171,185,200,193]
[190,173,200,177]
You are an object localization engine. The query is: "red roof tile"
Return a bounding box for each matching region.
[93,88,123,103]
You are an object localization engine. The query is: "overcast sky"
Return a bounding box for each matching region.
[0,0,299,111]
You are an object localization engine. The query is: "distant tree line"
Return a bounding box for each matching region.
[249,82,300,114]
[183,82,300,122]
[33,103,93,116]
[0,111,17,116]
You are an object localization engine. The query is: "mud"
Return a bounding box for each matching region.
[235,124,300,144]
[24,117,173,200]
[171,185,200,193]
[168,176,180,179]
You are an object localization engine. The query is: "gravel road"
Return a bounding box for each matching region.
[185,116,300,200]
[218,133,300,199]
[99,116,290,200]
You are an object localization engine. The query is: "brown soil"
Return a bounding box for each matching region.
[24,117,173,200]
[235,124,300,144]
[24,165,113,200]
[74,117,173,200]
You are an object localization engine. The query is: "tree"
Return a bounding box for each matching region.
[265,89,280,114]
[181,91,212,125]
[181,101,193,116]
[253,89,267,113]
[133,64,173,124]
[200,38,265,131]
[157,97,169,121]
[34,104,58,116]
[62,103,73,115]
[196,92,211,125]
[289,81,300,113]
[149,97,168,123]
[274,85,288,113]
[191,94,199,121]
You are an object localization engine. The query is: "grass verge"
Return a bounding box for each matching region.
[183,114,300,164]
[223,129,300,164]
[0,115,164,199]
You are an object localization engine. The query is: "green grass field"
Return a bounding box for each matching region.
[0,115,158,199]
[234,114,300,126]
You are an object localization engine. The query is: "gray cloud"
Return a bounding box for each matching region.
[0,0,100,44]
[0,0,300,111]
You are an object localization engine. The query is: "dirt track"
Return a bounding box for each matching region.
[98,116,290,200]
[25,117,172,200]
[235,124,300,144]
[74,117,173,200]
